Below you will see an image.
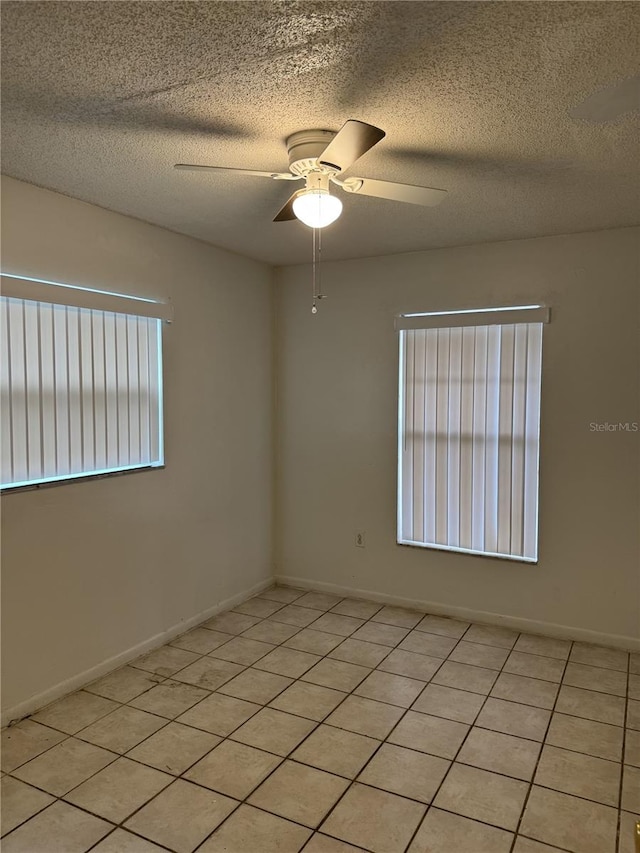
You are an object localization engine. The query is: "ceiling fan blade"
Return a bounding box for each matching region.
[273,190,302,222]
[174,164,299,180]
[318,120,385,173]
[344,177,447,207]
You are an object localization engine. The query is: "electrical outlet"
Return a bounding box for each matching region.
[355,532,365,548]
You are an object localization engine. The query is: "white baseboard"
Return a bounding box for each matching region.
[1,576,274,727]
[275,573,640,652]
[5,571,637,728]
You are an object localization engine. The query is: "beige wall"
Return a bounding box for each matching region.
[1,177,274,715]
[2,178,638,719]
[275,228,640,644]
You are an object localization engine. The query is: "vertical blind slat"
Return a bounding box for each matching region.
[510,324,528,556]
[67,308,83,474]
[447,328,463,548]
[412,330,426,542]
[25,301,42,480]
[403,331,415,541]
[484,325,501,554]
[524,324,543,559]
[471,327,488,553]
[9,300,28,482]
[1,297,163,488]
[104,312,118,469]
[424,329,438,545]
[435,329,450,545]
[148,318,160,465]
[399,321,543,561]
[138,318,150,463]
[39,303,57,478]
[1,300,14,481]
[80,308,95,472]
[92,312,106,471]
[459,327,475,550]
[53,305,69,475]
[115,313,128,466]
[497,324,516,556]
[127,315,140,465]
[36,304,45,477]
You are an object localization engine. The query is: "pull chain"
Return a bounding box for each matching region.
[311,227,326,315]
[311,227,318,314]
[317,227,323,301]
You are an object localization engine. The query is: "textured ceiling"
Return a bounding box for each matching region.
[2,1,639,265]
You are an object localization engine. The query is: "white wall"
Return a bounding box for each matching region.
[1,177,274,717]
[275,228,640,646]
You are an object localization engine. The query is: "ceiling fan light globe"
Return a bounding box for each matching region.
[293,189,342,228]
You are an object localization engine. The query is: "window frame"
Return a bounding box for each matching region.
[1,273,171,493]
[396,305,549,564]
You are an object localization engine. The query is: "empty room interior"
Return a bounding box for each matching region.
[1,2,639,853]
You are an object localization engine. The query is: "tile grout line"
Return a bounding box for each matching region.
[184,606,448,851]
[282,617,628,850]
[110,593,379,853]
[2,589,633,853]
[3,689,630,847]
[16,677,619,853]
[0,599,618,849]
[400,622,522,853]
[0,635,620,808]
[178,599,441,853]
[300,618,511,850]
[188,594,396,853]
[616,662,631,853]
[298,614,470,844]
[506,639,573,853]
[1,611,295,848]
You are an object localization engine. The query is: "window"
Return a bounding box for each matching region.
[397,305,549,562]
[1,274,171,490]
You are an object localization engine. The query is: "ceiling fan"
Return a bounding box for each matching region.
[175,119,447,228]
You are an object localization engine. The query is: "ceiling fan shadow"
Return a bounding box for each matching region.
[3,92,251,140]
[335,3,490,109]
[386,147,585,180]
[570,75,640,123]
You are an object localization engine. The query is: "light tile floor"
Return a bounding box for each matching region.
[2,587,639,853]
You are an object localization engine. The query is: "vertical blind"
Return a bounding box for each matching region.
[1,295,164,489]
[398,315,545,562]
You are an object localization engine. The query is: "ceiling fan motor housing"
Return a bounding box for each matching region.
[286,129,337,176]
